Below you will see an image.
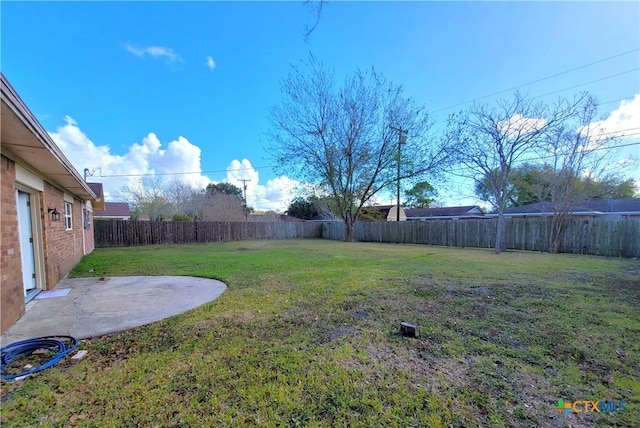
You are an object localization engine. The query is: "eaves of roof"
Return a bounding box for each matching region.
[1,73,95,201]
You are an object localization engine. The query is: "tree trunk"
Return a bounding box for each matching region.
[344,220,355,242]
[494,212,506,254]
[549,214,569,254]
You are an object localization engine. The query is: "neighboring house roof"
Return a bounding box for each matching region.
[308,212,338,221]
[367,205,407,221]
[370,205,395,215]
[279,214,305,222]
[406,206,485,219]
[87,182,106,210]
[500,199,640,217]
[1,73,96,201]
[93,202,131,218]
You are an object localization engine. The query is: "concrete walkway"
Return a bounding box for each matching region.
[1,276,226,345]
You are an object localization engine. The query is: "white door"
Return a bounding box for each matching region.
[16,191,37,296]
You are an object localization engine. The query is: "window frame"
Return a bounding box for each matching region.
[83,208,91,230]
[64,201,73,230]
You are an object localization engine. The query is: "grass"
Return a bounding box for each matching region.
[1,240,638,427]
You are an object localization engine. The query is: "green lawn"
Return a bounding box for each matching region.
[2,240,639,427]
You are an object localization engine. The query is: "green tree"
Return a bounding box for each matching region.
[474,164,553,208]
[403,181,437,208]
[475,164,637,209]
[286,196,319,220]
[578,177,637,199]
[206,182,245,203]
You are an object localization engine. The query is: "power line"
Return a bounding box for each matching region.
[429,93,639,128]
[432,47,640,113]
[531,68,640,100]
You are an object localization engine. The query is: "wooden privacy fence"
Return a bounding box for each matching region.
[94,220,322,247]
[320,217,640,258]
[95,217,640,257]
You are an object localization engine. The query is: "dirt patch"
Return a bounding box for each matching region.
[219,310,257,324]
[323,327,360,343]
[350,310,369,319]
[411,277,496,298]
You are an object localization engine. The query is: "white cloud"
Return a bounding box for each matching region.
[48,118,306,211]
[584,94,640,141]
[48,116,210,199]
[580,95,640,184]
[125,43,182,64]
[205,56,216,71]
[223,159,302,212]
[498,114,546,139]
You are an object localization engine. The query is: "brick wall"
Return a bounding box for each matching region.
[1,155,24,333]
[2,155,94,334]
[42,182,85,289]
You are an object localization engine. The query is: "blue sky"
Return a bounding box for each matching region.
[2,1,639,211]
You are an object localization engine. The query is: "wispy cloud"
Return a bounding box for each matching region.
[206,56,216,71]
[125,43,183,64]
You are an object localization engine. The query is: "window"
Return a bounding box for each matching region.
[83,208,91,230]
[65,202,72,230]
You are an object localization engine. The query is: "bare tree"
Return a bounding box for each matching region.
[119,177,174,220]
[120,177,205,220]
[303,0,326,40]
[269,57,452,241]
[200,193,246,222]
[542,94,621,253]
[446,92,580,253]
[165,179,206,219]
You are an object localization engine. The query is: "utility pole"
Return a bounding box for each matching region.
[238,179,250,221]
[83,167,101,182]
[389,126,407,222]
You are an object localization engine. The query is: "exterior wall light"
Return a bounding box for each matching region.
[48,207,61,221]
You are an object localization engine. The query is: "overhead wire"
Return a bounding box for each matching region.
[94,49,639,183]
[431,47,640,113]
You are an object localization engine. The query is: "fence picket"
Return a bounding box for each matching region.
[93,217,639,257]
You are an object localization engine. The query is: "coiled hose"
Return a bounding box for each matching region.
[1,336,78,381]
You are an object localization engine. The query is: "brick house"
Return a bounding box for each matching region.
[1,73,98,333]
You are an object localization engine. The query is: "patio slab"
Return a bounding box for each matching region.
[1,276,226,345]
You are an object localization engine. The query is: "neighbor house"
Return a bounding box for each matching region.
[496,199,640,219]
[93,202,132,220]
[366,205,407,221]
[405,205,486,221]
[1,73,98,334]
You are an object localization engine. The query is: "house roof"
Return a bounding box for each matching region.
[308,212,338,221]
[1,73,96,201]
[279,214,305,222]
[502,199,640,215]
[367,205,404,216]
[94,202,131,217]
[87,182,106,210]
[405,206,484,218]
[87,182,103,197]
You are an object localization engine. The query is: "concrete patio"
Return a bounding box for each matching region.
[1,276,226,345]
